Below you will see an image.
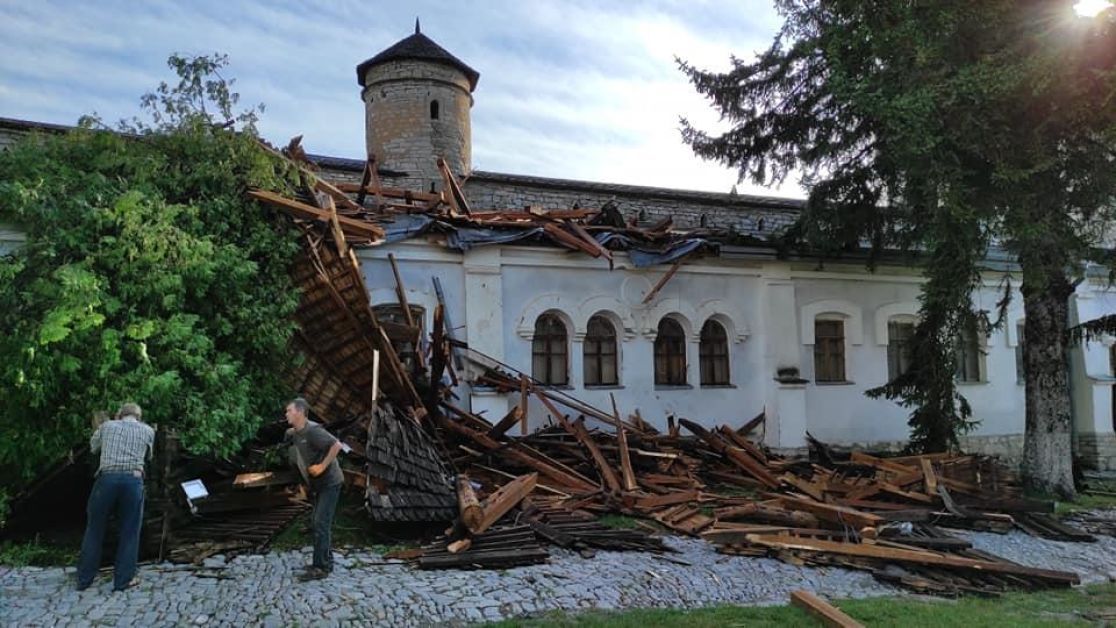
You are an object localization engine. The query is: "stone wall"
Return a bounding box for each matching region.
[465,174,803,235]
[361,60,472,189]
[1078,432,1116,471]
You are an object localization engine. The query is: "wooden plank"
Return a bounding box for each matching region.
[439,417,597,492]
[487,405,524,440]
[232,471,300,488]
[746,534,1079,584]
[436,157,471,216]
[719,426,767,464]
[335,182,442,204]
[474,473,538,534]
[739,411,765,436]
[776,495,883,529]
[247,189,384,240]
[313,177,364,212]
[613,394,638,492]
[641,258,684,304]
[790,590,864,628]
[921,458,938,496]
[567,417,623,493]
[519,374,530,436]
[543,222,601,256]
[567,220,613,262]
[680,419,781,489]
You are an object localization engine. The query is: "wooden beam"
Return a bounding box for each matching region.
[641,258,684,304]
[790,590,864,628]
[567,417,623,493]
[746,534,1079,584]
[247,189,384,240]
[680,418,781,489]
[487,405,524,440]
[456,474,483,533]
[921,458,938,496]
[474,473,537,534]
[612,394,638,491]
[776,495,882,529]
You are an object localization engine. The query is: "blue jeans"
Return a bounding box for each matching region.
[76,472,144,590]
[311,482,341,571]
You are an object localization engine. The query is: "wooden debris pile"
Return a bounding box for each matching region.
[240,139,1091,595]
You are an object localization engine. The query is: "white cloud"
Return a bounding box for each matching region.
[0,0,802,197]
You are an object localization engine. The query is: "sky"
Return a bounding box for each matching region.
[0,1,798,196]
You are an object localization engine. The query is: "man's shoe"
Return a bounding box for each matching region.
[297,567,328,582]
[113,577,139,592]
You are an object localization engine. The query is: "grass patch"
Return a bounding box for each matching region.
[1055,479,1116,517]
[597,515,644,531]
[487,583,1116,627]
[0,536,80,567]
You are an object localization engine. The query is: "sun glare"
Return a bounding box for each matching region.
[1075,0,1111,17]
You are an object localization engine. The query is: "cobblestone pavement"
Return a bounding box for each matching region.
[3,530,1116,627]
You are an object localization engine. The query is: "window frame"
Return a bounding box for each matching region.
[532,313,569,386]
[887,319,916,381]
[954,323,983,384]
[583,315,619,387]
[654,318,687,386]
[699,319,731,386]
[813,319,847,383]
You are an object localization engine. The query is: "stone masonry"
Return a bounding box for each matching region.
[360,59,473,190]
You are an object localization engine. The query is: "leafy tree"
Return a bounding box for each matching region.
[0,54,302,523]
[681,2,1116,497]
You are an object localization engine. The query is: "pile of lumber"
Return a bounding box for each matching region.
[239,139,1092,595]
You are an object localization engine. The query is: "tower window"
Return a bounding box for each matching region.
[430,100,440,120]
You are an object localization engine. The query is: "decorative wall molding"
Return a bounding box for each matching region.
[873,302,920,346]
[800,299,864,345]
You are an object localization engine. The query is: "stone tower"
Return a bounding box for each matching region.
[356,21,479,190]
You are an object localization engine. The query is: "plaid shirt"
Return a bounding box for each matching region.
[91,417,155,475]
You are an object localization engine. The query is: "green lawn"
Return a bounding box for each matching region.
[488,583,1116,627]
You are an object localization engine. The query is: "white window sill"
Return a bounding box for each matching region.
[815,381,856,386]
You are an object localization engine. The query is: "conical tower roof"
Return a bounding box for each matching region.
[356,21,479,91]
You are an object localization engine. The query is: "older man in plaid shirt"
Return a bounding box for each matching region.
[76,402,155,592]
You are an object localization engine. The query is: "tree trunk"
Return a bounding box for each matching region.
[1021,269,1076,499]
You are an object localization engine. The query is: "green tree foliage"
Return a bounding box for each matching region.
[681,2,1116,496]
[0,54,303,522]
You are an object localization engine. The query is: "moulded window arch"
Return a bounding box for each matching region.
[532,312,568,385]
[583,315,619,386]
[699,319,730,386]
[654,318,687,385]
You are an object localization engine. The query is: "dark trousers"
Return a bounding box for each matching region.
[76,472,144,590]
[311,482,341,571]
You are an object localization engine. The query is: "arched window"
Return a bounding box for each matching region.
[373,304,425,373]
[654,318,687,385]
[887,319,915,380]
[814,319,846,382]
[532,313,568,385]
[699,320,730,385]
[430,100,440,120]
[583,315,618,386]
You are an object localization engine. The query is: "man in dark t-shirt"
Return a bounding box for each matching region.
[284,397,343,581]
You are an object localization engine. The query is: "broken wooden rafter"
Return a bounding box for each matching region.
[641,258,684,304]
[248,189,384,241]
